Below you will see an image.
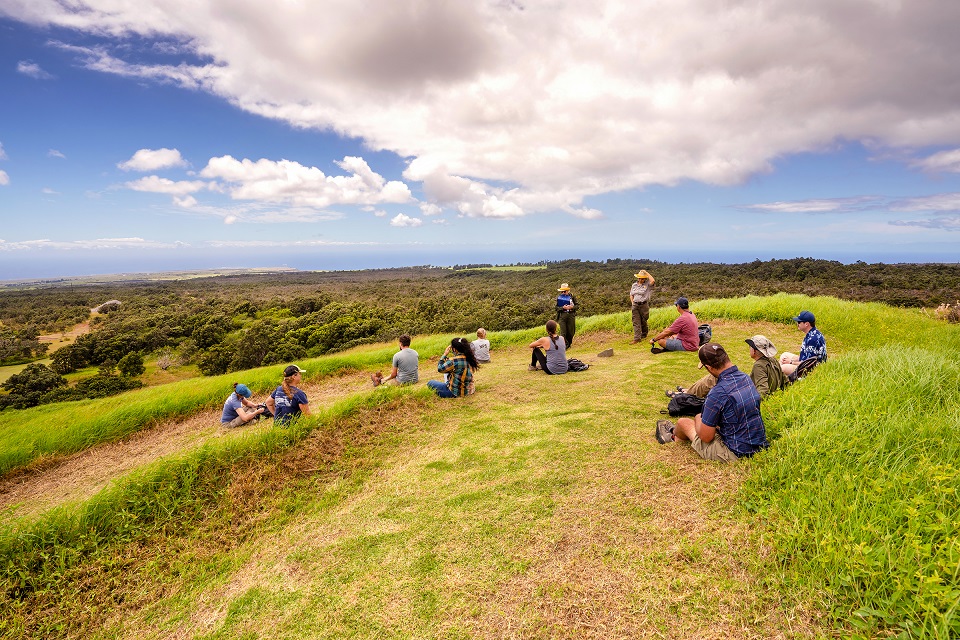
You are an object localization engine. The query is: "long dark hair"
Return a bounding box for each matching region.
[450,337,480,370]
[545,319,561,349]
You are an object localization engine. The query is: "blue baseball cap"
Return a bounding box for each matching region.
[792,310,815,324]
[675,297,689,309]
[234,384,252,398]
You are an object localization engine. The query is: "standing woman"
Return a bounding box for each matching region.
[427,338,479,398]
[629,270,655,343]
[555,283,578,349]
[528,319,569,375]
[266,364,312,424]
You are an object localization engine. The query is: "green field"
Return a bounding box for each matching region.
[1,294,959,638]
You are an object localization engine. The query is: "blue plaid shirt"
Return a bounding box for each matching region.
[701,366,768,458]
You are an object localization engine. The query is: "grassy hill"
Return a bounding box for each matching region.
[1,294,958,638]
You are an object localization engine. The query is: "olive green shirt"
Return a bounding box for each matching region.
[751,355,788,398]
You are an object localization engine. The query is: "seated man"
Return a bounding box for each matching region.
[471,328,491,363]
[656,343,769,462]
[372,334,419,386]
[670,334,787,400]
[780,310,827,376]
[649,297,699,354]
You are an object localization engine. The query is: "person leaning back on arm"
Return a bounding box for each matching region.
[650,297,699,354]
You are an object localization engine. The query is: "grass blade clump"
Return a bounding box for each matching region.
[744,347,960,637]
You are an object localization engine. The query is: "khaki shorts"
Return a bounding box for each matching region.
[690,434,739,463]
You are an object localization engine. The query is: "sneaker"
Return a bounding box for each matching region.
[664,389,676,398]
[651,346,666,354]
[527,364,538,371]
[656,419,675,444]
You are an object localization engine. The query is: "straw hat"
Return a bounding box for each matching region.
[557,283,571,291]
[633,269,655,284]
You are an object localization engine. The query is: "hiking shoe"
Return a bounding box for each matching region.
[656,419,675,444]
[370,372,383,387]
[664,389,676,398]
[527,364,538,371]
[651,346,666,354]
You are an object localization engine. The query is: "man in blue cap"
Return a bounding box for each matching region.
[780,310,827,376]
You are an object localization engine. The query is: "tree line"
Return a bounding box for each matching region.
[1,258,958,410]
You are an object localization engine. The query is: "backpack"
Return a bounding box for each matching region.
[661,393,705,417]
[788,357,820,383]
[698,323,712,346]
[566,358,589,372]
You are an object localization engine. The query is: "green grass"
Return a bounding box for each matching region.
[2,293,960,637]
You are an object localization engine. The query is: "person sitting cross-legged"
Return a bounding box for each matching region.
[656,343,769,462]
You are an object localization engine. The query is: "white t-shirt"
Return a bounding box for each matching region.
[471,339,491,362]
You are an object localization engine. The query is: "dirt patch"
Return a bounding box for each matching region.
[37,320,91,354]
[0,371,381,519]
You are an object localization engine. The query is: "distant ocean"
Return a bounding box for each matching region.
[2,244,958,282]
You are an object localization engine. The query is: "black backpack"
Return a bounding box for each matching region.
[567,358,589,372]
[698,324,712,346]
[661,393,705,417]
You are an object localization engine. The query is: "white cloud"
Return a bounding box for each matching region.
[16,60,54,79]
[118,148,188,171]
[0,142,7,160]
[11,0,960,220]
[125,176,207,195]
[42,187,58,194]
[0,170,8,186]
[0,237,182,251]
[199,155,413,208]
[890,193,960,213]
[48,149,66,159]
[744,197,878,214]
[913,149,960,173]
[890,216,960,231]
[389,213,423,227]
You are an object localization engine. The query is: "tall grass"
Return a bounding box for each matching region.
[0,336,458,477]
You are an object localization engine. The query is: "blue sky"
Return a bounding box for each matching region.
[2,1,960,280]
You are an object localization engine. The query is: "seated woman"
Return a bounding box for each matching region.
[427,338,479,398]
[220,382,267,428]
[528,319,569,375]
[266,364,312,425]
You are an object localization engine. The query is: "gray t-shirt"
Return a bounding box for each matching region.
[392,348,419,383]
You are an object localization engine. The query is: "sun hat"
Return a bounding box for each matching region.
[792,310,815,324]
[745,335,777,358]
[633,270,655,284]
[675,296,689,309]
[697,343,728,369]
[557,283,571,291]
[283,365,306,377]
[234,383,252,398]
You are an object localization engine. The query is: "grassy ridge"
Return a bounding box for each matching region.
[2,293,960,636]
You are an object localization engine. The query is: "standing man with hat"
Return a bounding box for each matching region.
[555,283,578,349]
[780,310,827,376]
[629,270,655,343]
[650,297,699,353]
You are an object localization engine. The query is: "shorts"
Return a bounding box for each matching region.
[690,434,739,463]
[664,338,687,352]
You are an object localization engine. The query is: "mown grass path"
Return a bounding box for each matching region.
[5,319,826,639]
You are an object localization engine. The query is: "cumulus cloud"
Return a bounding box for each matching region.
[16,60,54,79]
[199,155,413,208]
[389,213,423,227]
[10,0,960,219]
[118,148,188,172]
[0,170,8,186]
